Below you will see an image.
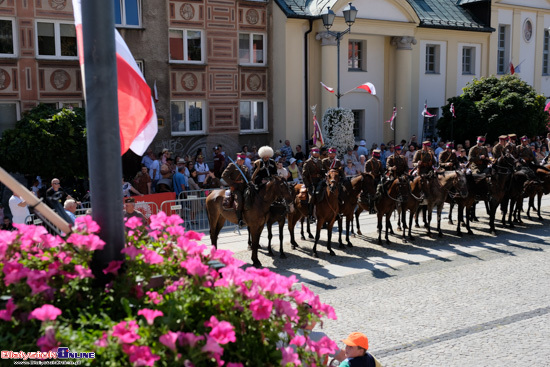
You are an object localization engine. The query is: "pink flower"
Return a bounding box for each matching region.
[0,298,17,321]
[29,304,62,321]
[66,233,105,251]
[226,364,244,367]
[112,320,140,344]
[164,279,186,294]
[121,245,140,259]
[141,248,164,265]
[145,291,163,305]
[210,248,245,268]
[74,215,100,233]
[94,332,109,348]
[137,309,164,325]
[185,230,203,241]
[201,335,224,356]
[273,299,298,322]
[159,331,179,351]
[36,326,59,352]
[149,212,183,230]
[178,332,204,348]
[280,346,301,366]
[74,265,93,279]
[180,257,210,277]
[125,216,145,229]
[128,345,160,366]
[205,316,236,344]
[102,260,124,275]
[308,336,338,356]
[3,261,28,286]
[249,295,273,320]
[290,335,306,347]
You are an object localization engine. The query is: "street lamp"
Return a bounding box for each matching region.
[321,2,358,107]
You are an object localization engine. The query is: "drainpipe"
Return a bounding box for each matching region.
[304,19,313,152]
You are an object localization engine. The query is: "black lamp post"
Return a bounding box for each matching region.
[321,2,358,107]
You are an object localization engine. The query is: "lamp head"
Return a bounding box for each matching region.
[321,7,336,30]
[343,2,358,27]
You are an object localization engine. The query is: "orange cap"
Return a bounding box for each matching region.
[341,332,369,350]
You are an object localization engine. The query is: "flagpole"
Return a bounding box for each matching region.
[81,0,125,282]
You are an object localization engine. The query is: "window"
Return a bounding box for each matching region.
[425,44,439,73]
[239,33,265,65]
[543,30,549,75]
[0,18,15,56]
[240,101,266,132]
[169,29,203,63]
[0,103,19,137]
[114,0,141,28]
[348,40,365,71]
[497,25,510,74]
[352,110,363,139]
[171,101,204,135]
[36,21,77,59]
[462,47,475,75]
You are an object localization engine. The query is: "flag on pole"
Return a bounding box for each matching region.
[510,62,515,75]
[356,82,376,95]
[385,106,396,131]
[320,82,334,93]
[153,80,159,103]
[312,114,325,147]
[450,103,456,118]
[422,102,435,118]
[72,0,158,156]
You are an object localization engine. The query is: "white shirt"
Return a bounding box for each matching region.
[149,159,161,180]
[9,195,30,224]
[195,162,209,183]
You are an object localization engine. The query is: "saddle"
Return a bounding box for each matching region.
[222,193,236,210]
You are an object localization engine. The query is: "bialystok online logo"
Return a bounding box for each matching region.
[2,347,95,360]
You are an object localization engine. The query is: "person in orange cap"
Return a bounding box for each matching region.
[334,332,382,367]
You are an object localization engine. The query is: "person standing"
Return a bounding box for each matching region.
[212,146,226,178]
[404,144,416,172]
[9,194,30,224]
[173,165,188,197]
[149,153,161,192]
[280,140,294,165]
[45,178,72,210]
[357,140,369,158]
[133,165,152,195]
[294,145,305,162]
[194,155,210,188]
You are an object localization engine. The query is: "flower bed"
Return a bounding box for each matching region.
[0,213,337,366]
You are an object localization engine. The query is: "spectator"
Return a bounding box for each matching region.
[345,159,358,177]
[194,155,210,188]
[334,332,383,367]
[186,161,201,190]
[173,165,187,197]
[141,148,154,170]
[166,157,176,174]
[212,146,226,178]
[149,153,161,193]
[31,179,41,198]
[297,159,304,176]
[287,158,301,182]
[250,146,259,160]
[242,145,249,154]
[64,199,77,222]
[541,145,549,158]
[123,197,147,223]
[380,143,390,169]
[343,147,359,167]
[405,144,416,171]
[1,217,14,231]
[280,140,294,164]
[194,148,203,161]
[357,140,368,158]
[244,152,254,171]
[276,161,290,180]
[464,139,471,151]
[357,155,367,173]
[122,178,142,197]
[294,145,306,161]
[434,141,445,163]
[9,194,30,224]
[369,143,378,158]
[457,148,468,166]
[45,178,72,209]
[133,165,152,195]
[156,164,174,193]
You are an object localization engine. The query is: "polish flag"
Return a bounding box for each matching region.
[450,103,456,118]
[153,80,159,103]
[72,0,157,156]
[385,107,397,131]
[320,82,335,93]
[422,103,435,118]
[312,114,325,147]
[356,82,376,95]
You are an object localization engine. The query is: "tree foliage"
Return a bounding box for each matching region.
[0,104,88,177]
[436,75,549,144]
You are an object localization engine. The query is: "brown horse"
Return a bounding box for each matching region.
[337,173,376,247]
[447,171,477,236]
[312,169,340,257]
[286,183,313,250]
[354,173,378,236]
[526,166,550,220]
[375,177,410,244]
[396,175,424,242]
[206,176,293,267]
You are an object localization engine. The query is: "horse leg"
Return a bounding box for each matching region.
[448,202,454,225]
[266,221,274,257]
[345,215,353,247]
[278,219,286,259]
[249,226,263,268]
[425,207,432,236]
[401,207,407,243]
[414,206,420,228]
[307,217,314,239]
[290,217,300,249]
[527,195,534,220]
[326,219,336,256]
[465,205,474,235]
[488,200,498,235]
[397,207,402,232]
[437,205,443,237]
[537,192,543,220]
[407,208,415,241]
[337,215,345,249]
[456,203,463,237]
[385,213,391,244]
[313,222,322,258]
[247,230,252,251]
[500,199,509,228]
[355,207,363,236]
[377,213,383,245]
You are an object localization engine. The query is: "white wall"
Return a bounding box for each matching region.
[542,14,550,97]
[518,12,537,86]
[456,43,481,95]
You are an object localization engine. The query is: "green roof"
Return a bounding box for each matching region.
[407,0,492,32]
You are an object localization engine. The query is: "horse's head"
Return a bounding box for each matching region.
[452,170,469,198]
[267,176,294,211]
[326,169,340,193]
[395,175,411,201]
[360,172,376,197]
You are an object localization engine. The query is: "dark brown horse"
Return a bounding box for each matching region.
[447,171,477,236]
[337,173,376,247]
[526,166,550,220]
[206,176,293,267]
[375,177,410,244]
[396,175,424,242]
[312,169,340,257]
[354,174,378,236]
[286,183,313,250]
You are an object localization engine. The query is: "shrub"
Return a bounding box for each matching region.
[322,108,355,158]
[0,214,337,366]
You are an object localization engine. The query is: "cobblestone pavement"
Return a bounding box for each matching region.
[200,196,550,366]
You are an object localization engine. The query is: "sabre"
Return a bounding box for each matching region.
[228,156,249,184]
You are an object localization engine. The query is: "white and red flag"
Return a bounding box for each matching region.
[72,0,157,156]
[153,80,159,103]
[312,114,325,148]
[385,106,397,131]
[422,102,435,118]
[450,103,456,118]
[356,82,376,95]
[320,81,335,93]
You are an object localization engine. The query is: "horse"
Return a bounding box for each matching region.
[354,174,378,236]
[336,173,376,247]
[206,176,293,267]
[447,171,477,236]
[525,166,550,220]
[286,183,314,250]
[417,170,468,237]
[312,169,341,257]
[483,154,515,234]
[375,176,410,244]
[396,175,424,242]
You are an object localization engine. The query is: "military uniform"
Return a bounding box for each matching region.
[222,162,250,225]
[251,158,277,185]
[303,156,324,200]
[517,143,536,164]
[386,153,408,178]
[413,149,436,175]
[505,138,518,158]
[322,157,345,178]
[468,145,490,174]
[438,150,458,171]
[364,158,383,181]
[492,143,507,160]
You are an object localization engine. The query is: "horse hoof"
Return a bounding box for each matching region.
[312,252,319,258]
[301,235,306,240]
[357,230,363,236]
[385,240,391,245]
[347,242,353,248]
[280,253,287,259]
[467,230,474,235]
[409,236,415,241]
[266,252,274,257]
[339,243,346,249]
[397,227,402,232]
[448,220,454,225]
[415,224,420,228]
[438,232,443,238]
[247,245,252,251]
[539,217,544,221]
[252,261,262,268]
[457,232,463,237]
[291,243,299,250]
[329,250,336,256]
[308,234,314,239]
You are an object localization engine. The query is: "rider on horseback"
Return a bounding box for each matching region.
[222,153,250,228]
[251,146,278,186]
[413,141,436,175]
[492,135,509,160]
[506,134,519,158]
[365,150,384,213]
[387,145,409,179]
[322,147,346,205]
[516,135,543,181]
[438,143,459,171]
[468,136,491,175]
[303,147,324,222]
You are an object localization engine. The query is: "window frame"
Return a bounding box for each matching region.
[168,28,204,64]
[497,25,510,75]
[238,33,266,66]
[239,100,267,133]
[170,100,206,136]
[462,46,475,75]
[35,20,78,60]
[114,0,142,29]
[543,30,550,76]
[348,40,365,71]
[0,102,20,137]
[425,44,440,74]
[0,17,17,57]
[352,109,364,139]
